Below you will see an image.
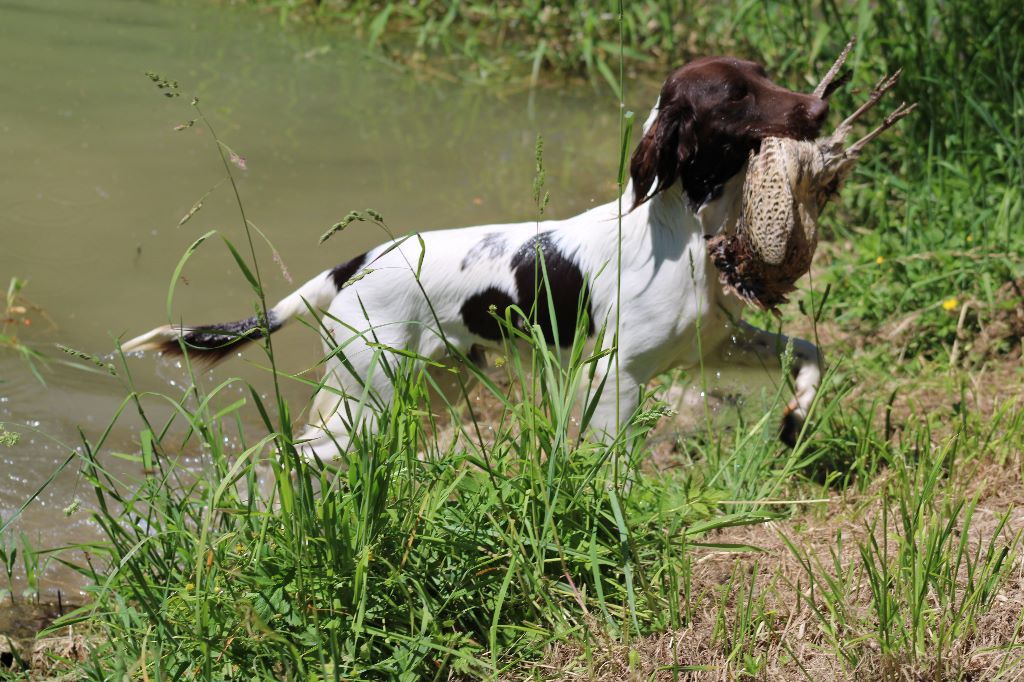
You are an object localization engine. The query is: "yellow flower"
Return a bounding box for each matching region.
[966,235,974,243]
[875,256,885,265]
[942,297,959,311]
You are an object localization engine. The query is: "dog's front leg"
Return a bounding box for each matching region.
[708,320,824,446]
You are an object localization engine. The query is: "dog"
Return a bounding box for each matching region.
[123,57,828,461]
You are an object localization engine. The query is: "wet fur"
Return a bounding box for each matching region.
[124,57,828,460]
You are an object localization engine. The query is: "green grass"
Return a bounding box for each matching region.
[1,0,1022,679]
[785,421,1023,676]
[50,352,806,679]
[241,0,684,89]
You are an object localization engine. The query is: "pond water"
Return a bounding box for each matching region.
[0,0,664,598]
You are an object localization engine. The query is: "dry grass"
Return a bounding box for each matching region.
[517,459,1024,681]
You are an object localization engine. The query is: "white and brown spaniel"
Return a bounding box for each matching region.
[124,57,829,460]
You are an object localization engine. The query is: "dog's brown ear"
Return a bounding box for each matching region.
[630,98,696,210]
[630,117,661,209]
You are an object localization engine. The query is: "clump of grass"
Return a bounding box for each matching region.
[0,532,17,605]
[246,0,685,88]
[48,193,818,679]
[1,277,50,383]
[57,339,814,678]
[521,399,1024,680]
[0,528,49,609]
[784,425,1023,676]
[40,221,823,678]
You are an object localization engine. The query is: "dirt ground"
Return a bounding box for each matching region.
[526,455,1024,681]
[0,601,90,679]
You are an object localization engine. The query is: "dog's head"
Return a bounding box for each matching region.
[631,57,829,209]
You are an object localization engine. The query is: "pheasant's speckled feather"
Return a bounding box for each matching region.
[742,137,800,266]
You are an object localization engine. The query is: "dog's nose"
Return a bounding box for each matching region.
[806,97,829,124]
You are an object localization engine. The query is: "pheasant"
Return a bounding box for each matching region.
[708,38,917,313]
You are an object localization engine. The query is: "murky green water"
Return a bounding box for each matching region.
[0,0,660,597]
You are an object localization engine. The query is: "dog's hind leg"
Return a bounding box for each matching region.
[294,342,399,462]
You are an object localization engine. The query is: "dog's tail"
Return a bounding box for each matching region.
[122,253,367,363]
